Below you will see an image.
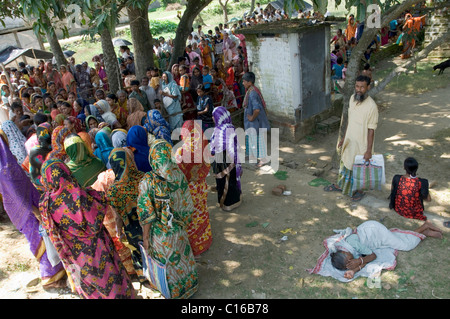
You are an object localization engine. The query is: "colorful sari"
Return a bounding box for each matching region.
[210,107,243,211]
[64,134,106,187]
[91,169,136,278]
[107,148,146,283]
[29,124,53,191]
[39,159,135,299]
[144,109,173,145]
[0,135,66,289]
[94,131,114,168]
[161,71,183,131]
[175,120,212,255]
[126,125,152,173]
[111,129,127,148]
[47,126,71,161]
[137,139,198,299]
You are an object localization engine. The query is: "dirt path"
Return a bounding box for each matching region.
[1,82,449,299]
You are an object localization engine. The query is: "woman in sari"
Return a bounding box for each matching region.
[94,130,114,168]
[126,125,152,173]
[78,131,94,156]
[60,65,76,94]
[179,65,197,121]
[39,158,135,299]
[44,62,63,91]
[107,93,128,128]
[210,106,243,211]
[137,139,198,299]
[91,166,136,279]
[111,129,128,148]
[53,113,67,129]
[199,38,213,69]
[29,124,53,191]
[47,126,71,161]
[175,120,212,255]
[107,148,147,283]
[94,99,121,129]
[0,133,67,290]
[32,67,47,92]
[171,64,181,85]
[64,116,83,134]
[64,134,106,187]
[126,97,147,130]
[1,120,28,165]
[144,109,173,145]
[161,71,183,131]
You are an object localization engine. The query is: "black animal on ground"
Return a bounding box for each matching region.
[433,59,450,75]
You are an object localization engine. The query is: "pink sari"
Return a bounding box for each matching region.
[39,159,135,299]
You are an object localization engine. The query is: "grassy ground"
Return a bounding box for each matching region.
[373,59,450,95]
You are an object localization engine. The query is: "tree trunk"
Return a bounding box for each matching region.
[100,27,122,95]
[219,0,229,24]
[250,0,256,15]
[127,1,155,80]
[42,16,67,68]
[169,0,213,69]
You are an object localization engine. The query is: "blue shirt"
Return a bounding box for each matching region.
[244,90,271,132]
[332,64,344,79]
[389,20,398,31]
[202,74,213,89]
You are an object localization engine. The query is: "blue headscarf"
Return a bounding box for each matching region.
[126,125,152,173]
[94,131,114,168]
[144,110,173,145]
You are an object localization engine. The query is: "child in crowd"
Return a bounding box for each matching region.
[389,157,431,221]
[196,84,214,134]
[202,66,213,92]
[332,57,344,80]
[149,68,160,92]
[179,65,190,93]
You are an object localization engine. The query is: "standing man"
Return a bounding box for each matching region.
[242,72,271,167]
[324,75,379,201]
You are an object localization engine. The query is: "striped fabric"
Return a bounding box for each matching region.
[139,242,171,299]
[337,161,354,197]
[352,161,383,193]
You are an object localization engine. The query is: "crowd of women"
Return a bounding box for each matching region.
[0,18,263,298]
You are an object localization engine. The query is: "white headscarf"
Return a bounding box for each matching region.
[95,99,118,126]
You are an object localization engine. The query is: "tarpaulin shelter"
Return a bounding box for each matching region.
[0,45,54,66]
[0,45,54,89]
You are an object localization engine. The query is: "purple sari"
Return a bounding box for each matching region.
[0,136,66,288]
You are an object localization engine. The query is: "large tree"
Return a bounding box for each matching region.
[169,0,214,69]
[127,0,155,80]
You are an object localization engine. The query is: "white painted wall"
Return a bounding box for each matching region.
[246,33,300,120]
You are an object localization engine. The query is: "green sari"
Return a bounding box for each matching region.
[64,134,106,187]
[137,139,198,299]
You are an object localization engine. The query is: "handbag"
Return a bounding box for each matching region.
[162,87,173,108]
[138,241,171,299]
[352,154,385,193]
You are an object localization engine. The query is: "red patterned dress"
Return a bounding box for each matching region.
[390,175,429,221]
[175,120,212,256]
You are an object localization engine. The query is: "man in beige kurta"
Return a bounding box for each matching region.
[325,75,379,200]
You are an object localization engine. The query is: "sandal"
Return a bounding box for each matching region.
[351,191,365,202]
[323,184,342,192]
[444,221,450,228]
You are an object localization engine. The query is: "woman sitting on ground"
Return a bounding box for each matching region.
[389,157,431,221]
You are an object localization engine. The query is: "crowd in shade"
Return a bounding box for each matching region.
[0,1,433,299]
[0,13,276,299]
